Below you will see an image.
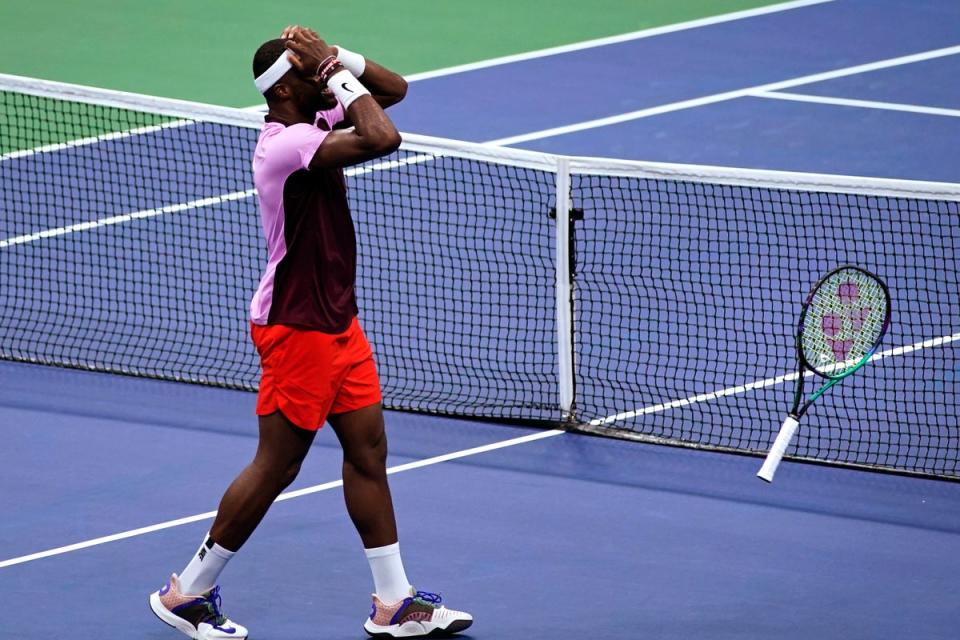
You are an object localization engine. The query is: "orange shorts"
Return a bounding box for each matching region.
[250,317,382,431]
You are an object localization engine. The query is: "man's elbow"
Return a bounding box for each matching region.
[364,129,401,155]
[394,78,408,103]
[380,130,402,154]
[381,80,408,108]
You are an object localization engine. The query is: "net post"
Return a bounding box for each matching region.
[554,157,576,421]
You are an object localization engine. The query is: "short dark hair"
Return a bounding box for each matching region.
[253,38,287,77]
[252,39,288,99]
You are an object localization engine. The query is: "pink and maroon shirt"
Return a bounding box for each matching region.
[250,102,359,334]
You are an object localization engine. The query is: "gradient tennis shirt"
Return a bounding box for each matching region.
[250,102,359,334]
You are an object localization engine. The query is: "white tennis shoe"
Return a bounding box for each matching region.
[149,573,248,640]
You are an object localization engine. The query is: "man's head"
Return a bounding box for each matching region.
[253,38,337,115]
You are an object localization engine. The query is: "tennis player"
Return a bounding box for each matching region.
[149,26,473,640]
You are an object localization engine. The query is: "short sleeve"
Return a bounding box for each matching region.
[265,123,330,174]
[316,101,346,130]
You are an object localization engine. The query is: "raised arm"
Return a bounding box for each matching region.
[310,98,401,169]
[283,28,401,168]
[281,26,407,109]
[334,47,407,109]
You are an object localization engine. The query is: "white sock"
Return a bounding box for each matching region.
[365,542,412,604]
[178,533,235,595]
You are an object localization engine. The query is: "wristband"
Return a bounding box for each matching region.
[334,45,366,77]
[315,56,342,83]
[327,69,371,109]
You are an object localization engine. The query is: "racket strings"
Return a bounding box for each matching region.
[801,268,889,376]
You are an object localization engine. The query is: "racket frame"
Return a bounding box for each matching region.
[758,265,891,482]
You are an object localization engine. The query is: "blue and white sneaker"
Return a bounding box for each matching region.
[149,573,248,640]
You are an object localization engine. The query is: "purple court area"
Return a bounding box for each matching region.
[2,0,960,638]
[2,360,959,639]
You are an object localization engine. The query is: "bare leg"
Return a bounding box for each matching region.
[333,404,473,634]
[328,402,398,548]
[209,411,316,551]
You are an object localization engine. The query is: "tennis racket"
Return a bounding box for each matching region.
[757,265,891,482]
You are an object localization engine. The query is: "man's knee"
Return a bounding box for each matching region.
[251,455,304,490]
[280,459,303,489]
[345,433,388,476]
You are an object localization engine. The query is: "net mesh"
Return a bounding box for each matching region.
[1,79,958,478]
[573,175,959,476]
[351,154,558,419]
[0,88,560,419]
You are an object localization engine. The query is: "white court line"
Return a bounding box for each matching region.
[0,152,444,248]
[0,104,265,163]
[590,332,960,427]
[0,120,190,162]
[0,428,565,569]
[1,0,831,161]
[402,0,834,82]
[7,44,960,249]
[751,90,960,118]
[0,190,257,248]
[0,0,941,566]
[489,44,960,146]
[8,40,953,169]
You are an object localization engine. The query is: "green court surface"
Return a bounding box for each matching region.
[0,0,781,106]
[0,93,172,156]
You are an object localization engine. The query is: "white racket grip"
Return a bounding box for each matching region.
[757,416,800,482]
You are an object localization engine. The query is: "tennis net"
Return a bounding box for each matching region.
[2,74,958,479]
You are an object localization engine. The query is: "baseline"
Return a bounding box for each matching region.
[751,90,960,118]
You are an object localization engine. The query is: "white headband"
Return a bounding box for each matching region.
[254,50,293,94]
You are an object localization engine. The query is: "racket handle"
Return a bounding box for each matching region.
[757,416,800,483]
